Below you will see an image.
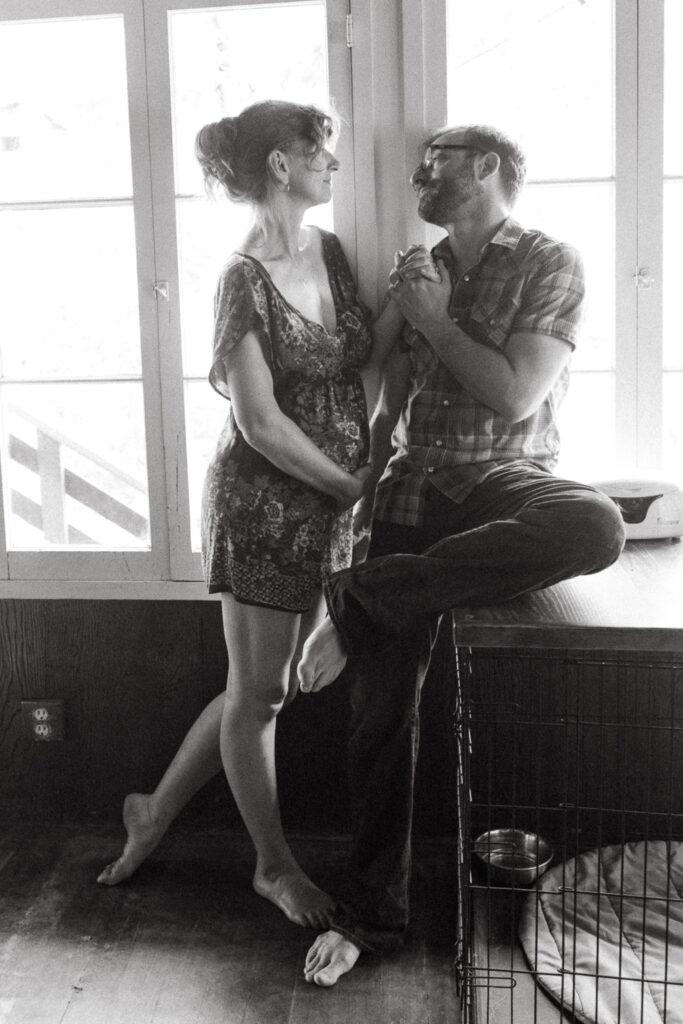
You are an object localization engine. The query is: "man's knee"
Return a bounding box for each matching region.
[568,489,626,572]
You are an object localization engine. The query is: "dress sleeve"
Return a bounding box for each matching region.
[208,258,274,400]
[321,231,373,326]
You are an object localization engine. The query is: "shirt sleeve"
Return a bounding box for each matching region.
[208,259,274,400]
[512,241,585,349]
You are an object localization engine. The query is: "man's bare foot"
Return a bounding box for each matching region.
[297,617,347,693]
[304,930,361,986]
[97,794,165,885]
[253,861,335,929]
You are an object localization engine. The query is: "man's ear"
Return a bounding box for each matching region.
[478,151,501,182]
[266,149,290,190]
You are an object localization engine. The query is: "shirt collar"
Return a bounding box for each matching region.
[487,216,524,251]
[432,215,525,267]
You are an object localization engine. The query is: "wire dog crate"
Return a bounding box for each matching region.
[453,643,683,1024]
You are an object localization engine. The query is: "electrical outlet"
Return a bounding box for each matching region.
[21,700,65,741]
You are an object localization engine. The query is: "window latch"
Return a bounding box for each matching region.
[633,267,654,290]
[153,280,169,301]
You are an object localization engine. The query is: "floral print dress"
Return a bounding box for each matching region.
[201,230,373,612]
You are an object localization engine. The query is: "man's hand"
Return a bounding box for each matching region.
[389,258,452,333]
[389,244,440,288]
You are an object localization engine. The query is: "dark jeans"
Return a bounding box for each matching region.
[326,464,625,952]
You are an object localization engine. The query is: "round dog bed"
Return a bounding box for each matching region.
[518,840,683,1024]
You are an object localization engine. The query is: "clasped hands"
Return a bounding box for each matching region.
[388,244,452,331]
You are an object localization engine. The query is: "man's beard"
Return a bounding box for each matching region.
[416,171,481,224]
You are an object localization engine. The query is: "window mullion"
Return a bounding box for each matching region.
[326,0,356,274]
[127,0,172,579]
[401,0,447,253]
[635,0,665,471]
[143,0,195,581]
[614,0,639,470]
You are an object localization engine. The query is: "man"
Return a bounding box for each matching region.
[298,124,626,986]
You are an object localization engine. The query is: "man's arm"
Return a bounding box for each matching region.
[391,258,574,423]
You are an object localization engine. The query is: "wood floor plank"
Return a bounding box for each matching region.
[0,824,460,1024]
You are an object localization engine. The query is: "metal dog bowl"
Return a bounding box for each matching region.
[473,829,553,886]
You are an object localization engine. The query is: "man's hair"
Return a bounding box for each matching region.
[425,124,527,206]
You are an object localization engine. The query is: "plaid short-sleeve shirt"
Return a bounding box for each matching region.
[373,217,585,527]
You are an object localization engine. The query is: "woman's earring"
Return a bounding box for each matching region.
[284,182,290,192]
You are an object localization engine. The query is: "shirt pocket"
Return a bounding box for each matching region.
[468,295,520,350]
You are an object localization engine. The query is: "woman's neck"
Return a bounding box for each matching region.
[244,198,309,262]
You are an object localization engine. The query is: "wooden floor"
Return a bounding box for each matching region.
[0,822,460,1024]
[471,888,572,1024]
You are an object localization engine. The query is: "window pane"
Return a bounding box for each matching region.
[0,384,150,549]
[176,198,251,380]
[664,1,682,478]
[0,16,133,202]
[663,372,683,478]
[663,181,683,371]
[446,0,613,180]
[184,381,229,552]
[169,2,331,379]
[177,197,332,378]
[169,3,329,197]
[664,0,683,176]
[515,182,615,372]
[0,206,142,378]
[555,372,616,482]
[168,0,333,532]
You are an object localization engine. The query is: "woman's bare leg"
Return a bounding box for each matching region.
[97,694,225,884]
[220,593,333,928]
[98,592,326,896]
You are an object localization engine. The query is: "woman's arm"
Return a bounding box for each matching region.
[367,342,411,483]
[360,246,438,416]
[224,331,370,509]
[361,294,404,417]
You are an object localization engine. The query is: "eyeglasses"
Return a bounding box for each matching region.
[420,144,484,169]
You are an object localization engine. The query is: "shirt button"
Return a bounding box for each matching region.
[452,316,459,323]
[463,274,470,281]
[442,399,450,406]
[435,440,443,447]
[489,318,496,325]
[427,467,435,474]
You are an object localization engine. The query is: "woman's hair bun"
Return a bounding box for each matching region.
[195,100,335,204]
[195,117,240,194]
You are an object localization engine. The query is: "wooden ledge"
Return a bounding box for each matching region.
[452,539,683,653]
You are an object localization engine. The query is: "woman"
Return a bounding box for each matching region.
[97,100,403,929]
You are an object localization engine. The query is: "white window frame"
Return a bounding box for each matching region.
[0,0,354,596]
[0,0,170,587]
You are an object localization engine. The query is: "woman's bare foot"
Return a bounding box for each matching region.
[253,860,335,929]
[97,794,165,885]
[304,930,361,986]
[297,617,347,693]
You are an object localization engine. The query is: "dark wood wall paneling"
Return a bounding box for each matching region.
[0,600,458,836]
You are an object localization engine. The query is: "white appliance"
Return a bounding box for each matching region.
[591,477,683,540]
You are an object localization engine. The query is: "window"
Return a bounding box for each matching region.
[0,0,677,595]
[0,0,351,590]
[663,0,683,474]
